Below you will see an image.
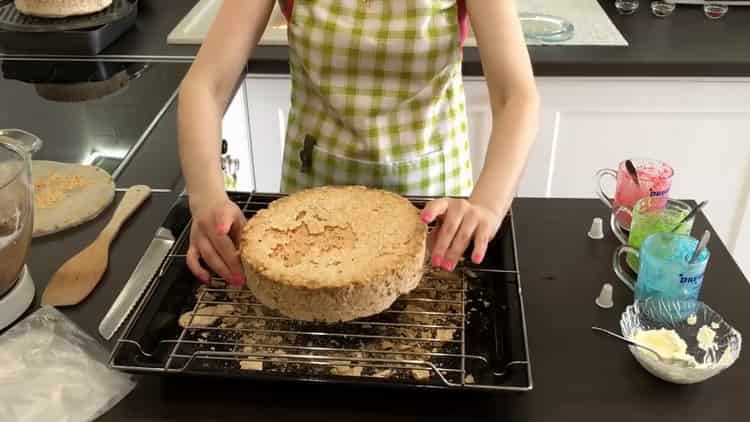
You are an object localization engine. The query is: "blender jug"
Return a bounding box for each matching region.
[0,129,41,297]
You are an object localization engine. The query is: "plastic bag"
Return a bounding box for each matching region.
[0,306,136,422]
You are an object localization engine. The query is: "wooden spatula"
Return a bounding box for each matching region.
[41,185,151,306]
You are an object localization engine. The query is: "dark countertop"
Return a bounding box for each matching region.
[2,0,749,418]
[21,96,186,337]
[2,0,750,76]
[0,60,189,177]
[20,197,750,421]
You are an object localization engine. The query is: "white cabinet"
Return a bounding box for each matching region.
[463,78,494,184]
[222,84,254,192]
[244,75,291,193]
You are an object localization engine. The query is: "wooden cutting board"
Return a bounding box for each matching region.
[32,160,115,237]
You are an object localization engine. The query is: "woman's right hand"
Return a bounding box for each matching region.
[186,196,247,286]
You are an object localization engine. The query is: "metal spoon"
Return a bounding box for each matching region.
[689,230,711,264]
[625,159,640,186]
[592,326,666,361]
[672,200,708,232]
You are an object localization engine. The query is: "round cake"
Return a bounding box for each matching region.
[15,0,113,18]
[240,186,427,322]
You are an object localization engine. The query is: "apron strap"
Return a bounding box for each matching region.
[280,0,293,21]
[457,0,468,47]
[280,0,469,47]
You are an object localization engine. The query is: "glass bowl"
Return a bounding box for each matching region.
[620,298,742,384]
[651,1,676,17]
[519,13,575,43]
[615,0,640,15]
[704,3,728,20]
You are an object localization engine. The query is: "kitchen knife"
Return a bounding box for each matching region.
[98,226,175,340]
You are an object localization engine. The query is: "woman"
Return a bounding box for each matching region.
[178,0,538,285]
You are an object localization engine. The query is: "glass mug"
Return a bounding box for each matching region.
[613,232,710,302]
[596,158,673,230]
[611,197,694,272]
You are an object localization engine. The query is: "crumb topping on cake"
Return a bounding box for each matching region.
[241,186,426,289]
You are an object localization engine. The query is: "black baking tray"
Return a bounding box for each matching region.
[0,0,136,31]
[0,0,137,54]
[109,192,532,392]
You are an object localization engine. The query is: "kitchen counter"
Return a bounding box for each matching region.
[3,59,748,420]
[0,60,189,177]
[2,0,750,76]
[1,0,749,419]
[20,198,750,421]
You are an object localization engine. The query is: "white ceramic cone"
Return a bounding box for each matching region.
[595,283,614,309]
[588,217,605,239]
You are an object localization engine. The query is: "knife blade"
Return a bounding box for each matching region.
[99,227,175,340]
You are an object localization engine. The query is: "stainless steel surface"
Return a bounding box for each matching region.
[170,272,470,384]
[509,201,534,390]
[625,159,640,186]
[231,158,239,184]
[672,200,708,232]
[591,326,665,360]
[116,268,487,386]
[99,227,175,339]
[689,230,711,264]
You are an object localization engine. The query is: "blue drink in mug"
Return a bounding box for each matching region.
[613,232,710,301]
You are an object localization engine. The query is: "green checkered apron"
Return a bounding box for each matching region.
[280,0,473,196]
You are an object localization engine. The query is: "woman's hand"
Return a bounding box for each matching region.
[177,1,275,285]
[186,196,247,285]
[421,198,504,271]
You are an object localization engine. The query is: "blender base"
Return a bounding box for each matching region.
[0,265,34,331]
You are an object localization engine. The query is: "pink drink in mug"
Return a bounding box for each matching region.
[595,158,673,229]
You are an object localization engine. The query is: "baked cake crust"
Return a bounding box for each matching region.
[240,186,427,322]
[15,0,113,18]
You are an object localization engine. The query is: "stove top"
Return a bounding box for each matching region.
[108,192,533,392]
[0,59,189,175]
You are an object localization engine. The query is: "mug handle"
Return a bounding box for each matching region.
[613,245,639,291]
[610,206,632,245]
[595,168,617,209]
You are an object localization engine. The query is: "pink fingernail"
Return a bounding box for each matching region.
[199,275,210,284]
[230,274,246,285]
[432,255,443,267]
[472,253,484,264]
[216,224,230,234]
[421,212,432,223]
[443,260,455,272]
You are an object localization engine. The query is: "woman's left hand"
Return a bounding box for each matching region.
[421,198,504,272]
